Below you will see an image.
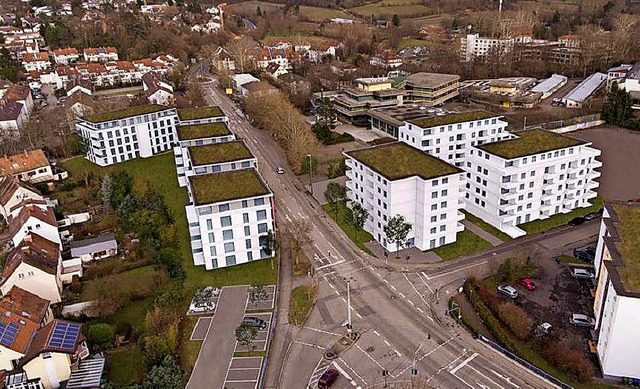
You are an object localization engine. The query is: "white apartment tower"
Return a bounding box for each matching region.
[344,142,465,251]
[592,202,640,382]
[185,169,275,270]
[465,129,601,238]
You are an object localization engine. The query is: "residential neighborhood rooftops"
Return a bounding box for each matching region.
[0,304,39,354]
[177,106,224,121]
[19,320,85,366]
[82,104,168,123]
[408,110,498,128]
[0,150,49,176]
[607,202,640,293]
[70,233,117,258]
[0,286,50,325]
[477,129,586,159]
[177,122,231,140]
[345,142,462,181]
[189,169,270,205]
[188,141,254,166]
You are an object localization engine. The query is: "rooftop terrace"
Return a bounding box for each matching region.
[477,129,586,159]
[189,169,270,205]
[408,110,498,129]
[177,122,231,140]
[610,203,640,293]
[345,142,461,181]
[82,105,169,123]
[188,141,253,166]
[177,106,225,121]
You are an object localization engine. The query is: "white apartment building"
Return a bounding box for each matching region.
[592,202,640,381]
[83,47,118,62]
[76,105,177,166]
[460,33,531,61]
[177,140,256,187]
[344,142,465,251]
[465,129,601,238]
[185,169,275,270]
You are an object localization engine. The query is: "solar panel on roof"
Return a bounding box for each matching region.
[0,322,19,347]
[48,322,81,349]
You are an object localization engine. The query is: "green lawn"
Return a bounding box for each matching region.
[80,265,162,302]
[558,255,584,265]
[519,196,604,235]
[289,285,316,326]
[428,229,492,260]
[397,38,431,50]
[322,202,375,256]
[463,211,513,242]
[107,345,146,385]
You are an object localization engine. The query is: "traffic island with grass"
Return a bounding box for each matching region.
[289,285,316,326]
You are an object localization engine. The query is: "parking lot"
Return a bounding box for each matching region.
[245,285,276,311]
[223,356,263,389]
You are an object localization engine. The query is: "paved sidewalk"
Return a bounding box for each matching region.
[186,286,248,389]
[462,220,503,246]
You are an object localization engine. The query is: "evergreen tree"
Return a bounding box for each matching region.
[392,14,400,27]
[603,83,633,126]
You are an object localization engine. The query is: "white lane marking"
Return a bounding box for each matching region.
[390,285,397,291]
[404,273,431,308]
[491,370,520,388]
[396,336,457,376]
[285,214,292,222]
[467,365,505,389]
[375,272,382,277]
[450,352,479,374]
[408,300,415,306]
[316,259,346,270]
[294,340,325,350]
[398,292,405,298]
[383,279,389,284]
[356,312,362,319]
[428,316,434,322]
[354,344,392,376]
[383,340,391,347]
[394,349,401,357]
[416,307,424,313]
[301,326,342,337]
[329,283,336,289]
[338,357,368,387]
[330,361,353,381]
[373,330,381,337]
[341,297,347,303]
[335,290,340,296]
[419,272,435,293]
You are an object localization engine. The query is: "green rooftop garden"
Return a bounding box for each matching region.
[346,142,461,181]
[189,169,270,205]
[177,106,225,121]
[188,141,253,166]
[612,203,640,292]
[477,129,586,160]
[177,122,231,140]
[83,105,168,123]
[409,110,497,129]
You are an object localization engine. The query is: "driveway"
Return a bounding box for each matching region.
[186,285,249,389]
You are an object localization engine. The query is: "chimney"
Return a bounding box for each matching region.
[23,150,28,157]
[24,234,32,243]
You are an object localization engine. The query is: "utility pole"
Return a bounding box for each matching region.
[307,153,313,195]
[344,276,355,335]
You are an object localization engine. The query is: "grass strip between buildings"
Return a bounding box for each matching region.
[463,211,513,242]
[429,229,492,260]
[322,202,375,256]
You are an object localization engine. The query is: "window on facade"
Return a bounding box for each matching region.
[430,227,436,233]
[225,255,236,266]
[219,203,230,212]
[242,200,248,208]
[221,216,232,227]
[224,242,235,253]
[258,223,268,233]
[257,210,267,220]
[440,225,446,232]
[255,198,265,206]
[245,239,252,249]
[206,219,213,230]
[243,213,249,223]
[210,246,217,257]
[431,216,437,222]
[208,232,215,243]
[223,230,234,240]
[431,192,438,199]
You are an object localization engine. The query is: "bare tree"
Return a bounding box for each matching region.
[284,219,312,265]
[226,36,257,73]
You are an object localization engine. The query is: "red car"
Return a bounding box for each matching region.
[516,277,536,291]
[318,368,339,388]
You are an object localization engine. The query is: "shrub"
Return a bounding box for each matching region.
[495,302,532,340]
[70,275,82,294]
[543,342,593,382]
[114,322,133,339]
[327,158,347,178]
[140,335,171,369]
[88,323,115,350]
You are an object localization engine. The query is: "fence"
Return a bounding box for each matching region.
[477,334,574,389]
[524,114,603,134]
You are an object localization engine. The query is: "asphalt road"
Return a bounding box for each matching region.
[200,80,560,389]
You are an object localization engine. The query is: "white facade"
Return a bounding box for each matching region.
[177,142,256,188]
[460,34,524,62]
[592,203,640,381]
[0,262,62,304]
[465,130,601,238]
[11,213,61,249]
[76,106,178,166]
[185,171,275,270]
[0,178,43,222]
[344,143,465,252]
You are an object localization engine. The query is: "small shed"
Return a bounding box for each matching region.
[70,233,117,262]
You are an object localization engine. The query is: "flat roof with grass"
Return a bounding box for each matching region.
[177,122,232,140]
[477,129,586,160]
[177,106,225,121]
[610,203,640,293]
[408,110,498,129]
[189,169,270,205]
[83,105,169,123]
[188,141,254,166]
[345,142,461,181]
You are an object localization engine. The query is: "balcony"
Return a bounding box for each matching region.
[588,170,601,180]
[586,181,599,190]
[90,134,103,141]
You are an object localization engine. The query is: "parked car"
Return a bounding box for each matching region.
[277,166,285,174]
[243,316,267,330]
[497,285,518,299]
[572,268,595,280]
[515,277,536,291]
[573,246,596,261]
[189,300,215,314]
[568,217,585,226]
[570,313,595,328]
[318,368,339,388]
[584,211,602,221]
[535,322,552,336]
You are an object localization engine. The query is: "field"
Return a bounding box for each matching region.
[349,0,433,19]
[227,1,354,22]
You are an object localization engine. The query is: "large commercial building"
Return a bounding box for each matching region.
[185,169,275,270]
[466,129,601,237]
[398,73,460,105]
[592,202,640,381]
[344,142,465,251]
[331,77,404,124]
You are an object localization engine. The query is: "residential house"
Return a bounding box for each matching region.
[307,40,341,63]
[265,63,288,79]
[180,141,257,186]
[255,48,292,71]
[0,175,43,222]
[52,48,79,65]
[142,72,174,106]
[231,74,260,96]
[0,150,53,184]
[530,74,568,99]
[613,63,640,109]
[9,204,61,249]
[82,47,118,62]
[0,285,53,327]
[466,130,601,238]
[65,78,92,97]
[69,233,117,263]
[0,298,41,371]
[344,142,465,251]
[592,201,640,381]
[369,51,403,69]
[0,83,34,135]
[176,106,228,126]
[22,52,51,72]
[242,81,277,97]
[185,169,275,270]
[209,46,235,72]
[0,233,62,304]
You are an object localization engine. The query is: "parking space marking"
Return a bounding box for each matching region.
[189,317,213,340]
[418,272,435,293]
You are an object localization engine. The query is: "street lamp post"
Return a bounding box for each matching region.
[344,276,354,335]
[307,154,313,195]
[412,333,430,381]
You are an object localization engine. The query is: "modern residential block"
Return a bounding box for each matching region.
[465,129,601,237]
[592,202,640,381]
[76,105,178,166]
[177,141,257,187]
[185,169,275,270]
[344,142,465,251]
